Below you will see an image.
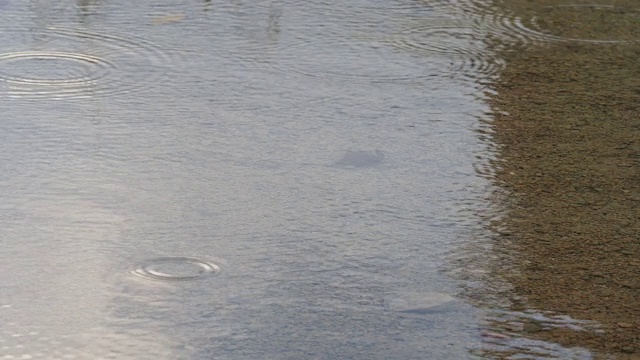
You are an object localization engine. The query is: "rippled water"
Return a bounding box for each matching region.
[0,0,613,359]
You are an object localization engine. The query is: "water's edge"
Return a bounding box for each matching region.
[488,0,640,357]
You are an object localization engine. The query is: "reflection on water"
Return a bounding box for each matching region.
[0,0,616,359]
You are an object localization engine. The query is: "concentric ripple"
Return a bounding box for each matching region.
[388,24,505,82]
[430,1,640,45]
[233,28,501,85]
[423,2,555,47]
[0,51,114,85]
[526,5,640,44]
[199,1,503,85]
[132,257,220,281]
[0,26,172,99]
[273,38,451,84]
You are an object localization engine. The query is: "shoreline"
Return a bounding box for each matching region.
[488,1,640,357]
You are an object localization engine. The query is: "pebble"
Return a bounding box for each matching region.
[481,331,510,340]
[335,150,384,167]
[618,322,634,329]
[621,346,635,353]
[523,323,542,333]
[505,323,522,332]
[620,282,635,289]
[593,277,607,285]
[383,292,456,314]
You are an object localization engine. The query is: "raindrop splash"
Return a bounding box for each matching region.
[0,26,173,99]
[132,257,220,281]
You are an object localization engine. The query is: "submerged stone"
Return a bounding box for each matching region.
[384,292,456,314]
[336,150,384,167]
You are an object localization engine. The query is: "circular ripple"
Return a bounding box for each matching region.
[132,257,220,281]
[441,2,640,46]
[0,51,114,85]
[388,24,505,82]
[237,30,500,85]
[424,2,554,47]
[526,5,640,44]
[203,2,501,85]
[276,39,449,84]
[0,26,172,99]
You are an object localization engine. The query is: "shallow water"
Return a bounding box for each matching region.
[0,1,607,359]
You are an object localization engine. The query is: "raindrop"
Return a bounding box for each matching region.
[132,257,220,281]
[0,26,173,99]
[524,5,640,44]
[261,36,453,84]
[210,1,499,84]
[433,2,640,46]
[0,51,114,85]
[387,23,505,83]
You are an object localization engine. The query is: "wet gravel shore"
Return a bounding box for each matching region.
[488,1,640,357]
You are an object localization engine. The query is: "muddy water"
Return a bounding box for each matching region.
[0,1,627,359]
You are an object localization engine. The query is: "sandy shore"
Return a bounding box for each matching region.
[488,1,639,357]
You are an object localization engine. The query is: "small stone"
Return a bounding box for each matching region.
[505,323,522,332]
[336,150,384,167]
[620,346,635,354]
[384,292,456,314]
[481,331,510,340]
[618,322,634,329]
[593,277,607,285]
[523,323,542,333]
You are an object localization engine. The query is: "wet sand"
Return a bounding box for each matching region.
[489,1,639,357]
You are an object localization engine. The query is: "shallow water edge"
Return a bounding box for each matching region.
[488,0,640,357]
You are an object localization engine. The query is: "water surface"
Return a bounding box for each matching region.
[0,0,605,359]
